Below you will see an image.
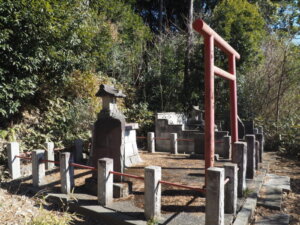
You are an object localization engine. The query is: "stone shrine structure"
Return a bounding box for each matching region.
[89,84,141,181]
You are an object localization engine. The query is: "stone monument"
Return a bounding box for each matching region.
[89,84,126,181]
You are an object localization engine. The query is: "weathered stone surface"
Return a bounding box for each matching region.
[224,163,238,215]
[32,150,45,187]
[254,214,289,225]
[45,142,55,170]
[206,167,224,225]
[90,84,126,181]
[245,135,256,179]
[233,142,247,197]
[60,152,74,194]
[264,174,291,192]
[124,123,142,166]
[7,142,21,179]
[257,186,282,210]
[144,166,161,220]
[98,158,114,206]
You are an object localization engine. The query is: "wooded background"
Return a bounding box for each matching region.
[0,0,299,161]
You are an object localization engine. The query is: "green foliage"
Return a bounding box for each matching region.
[124,102,154,135]
[211,0,266,70]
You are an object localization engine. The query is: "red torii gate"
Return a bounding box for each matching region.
[192,19,240,176]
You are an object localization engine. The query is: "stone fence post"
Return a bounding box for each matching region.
[205,167,224,225]
[255,141,260,169]
[98,158,113,206]
[224,163,238,215]
[223,135,231,159]
[256,134,264,163]
[7,142,21,179]
[147,132,155,153]
[32,150,45,187]
[233,142,247,197]
[245,135,255,179]
[170,133,178,154]
[144,166,161,220]
[44,142,55,170]
[60,152,74,194]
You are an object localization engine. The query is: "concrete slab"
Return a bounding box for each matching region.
[233,171,266,225]
[264,174,291,192]
[257,186,282,210]
[254,214,289,225]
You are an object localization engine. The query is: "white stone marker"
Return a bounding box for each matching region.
[233,142,247,197]
[32,150,45,187]
[224,163,238,215]
[7,142,21,179]
[60,152,74,194]
[98,158,113,206]
[147,132,155,153]
[205,167,224,225]
[144,166,161,220]
[44,142,55,170]
[170,133,178,154]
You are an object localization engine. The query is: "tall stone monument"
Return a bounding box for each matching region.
[89,84,126,181]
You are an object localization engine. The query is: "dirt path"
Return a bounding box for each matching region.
[252,152,300,225]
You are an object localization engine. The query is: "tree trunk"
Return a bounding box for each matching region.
[183,0,194,108]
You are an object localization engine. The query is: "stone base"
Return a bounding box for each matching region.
[189,154,220,161]
[85,177,132,198]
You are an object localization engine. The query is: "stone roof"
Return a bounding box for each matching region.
[96,84,126,98]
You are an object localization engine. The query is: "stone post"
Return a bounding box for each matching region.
[255,141,260,169]
[205,167,224,225]
[194,133,204,154]
[232,142,247,197]
[257,126,263,134]
[98,158,113,206]
[224,163,238,215]
[245,135,256,179]
[60,152,74,194]
[223,135,231,159]
[44,142,55,170]
[74,139,84,163]
[170,133,178,154]
[256,134,264,163]
[144,166,161,220]
[253,128,258,134]
[147,132,155,153]
[32,150,45,187]
[7,142,21,179]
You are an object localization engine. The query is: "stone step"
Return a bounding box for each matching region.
[254,214,289,225]
[263,174,291,192]
[257,173,290,210]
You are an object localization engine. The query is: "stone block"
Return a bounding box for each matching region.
[245,135,256,179]
[60,152,74,194]
[7,142,21,179]
[205,167,224,225]
[32,150,45,187]
[147,132,155,153]
[144,166,161,220]
[233,142,247,197]
[170,133,178,154]
[98,158,113,206]
[45,142,55,170]
[224,163,238,215]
